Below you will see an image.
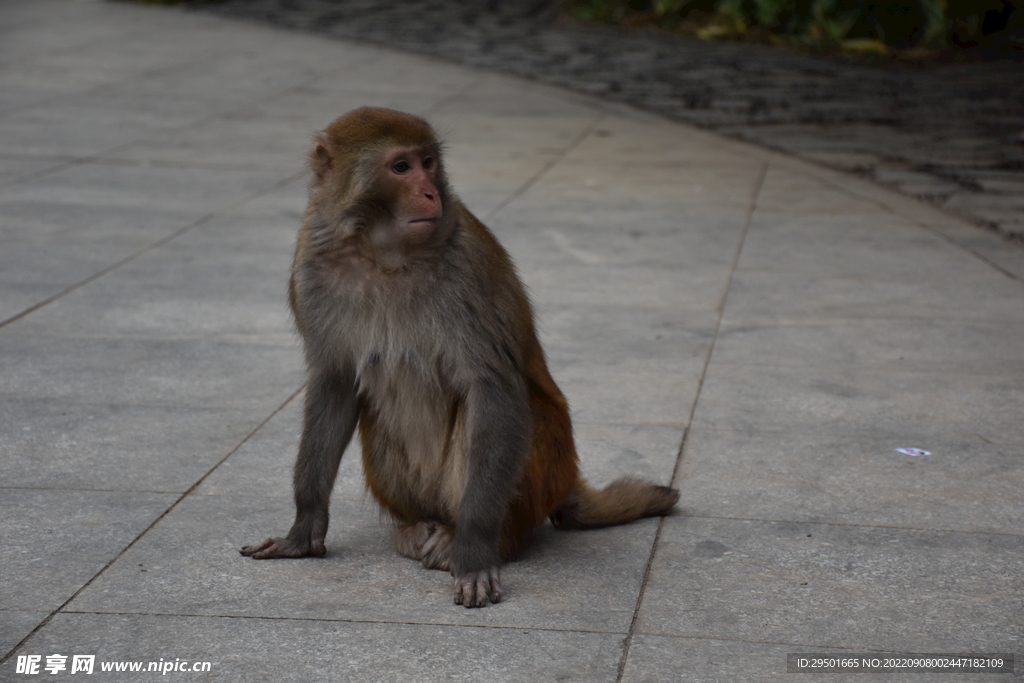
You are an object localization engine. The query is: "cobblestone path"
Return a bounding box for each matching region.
[196,0,1024,241]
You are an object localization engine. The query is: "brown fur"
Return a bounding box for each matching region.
[241,107,679,607]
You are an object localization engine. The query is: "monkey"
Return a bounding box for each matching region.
[241,106,679,607]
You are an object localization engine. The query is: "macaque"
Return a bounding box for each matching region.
[241,107,679,607]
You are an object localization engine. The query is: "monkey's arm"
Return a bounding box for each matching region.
[452,373,531,606]
[241,367,359,559]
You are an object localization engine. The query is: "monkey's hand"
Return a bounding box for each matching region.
[240,536,326,559]
[453,566,501,608]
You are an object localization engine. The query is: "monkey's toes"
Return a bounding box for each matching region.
[453,567,501,608]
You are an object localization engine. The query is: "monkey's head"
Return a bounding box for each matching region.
[308,107,452,267]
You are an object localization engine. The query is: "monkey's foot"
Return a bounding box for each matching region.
[240,536,325,559]
[394,521,453,571]
[454,567,501,608]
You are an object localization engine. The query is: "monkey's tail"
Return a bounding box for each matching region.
[549,477,679,529]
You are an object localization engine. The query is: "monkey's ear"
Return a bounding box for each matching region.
[309,133,333,183]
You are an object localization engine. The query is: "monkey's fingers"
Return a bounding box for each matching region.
[240,537,323,559]
[240,538,275,557]
[453,567,501,608]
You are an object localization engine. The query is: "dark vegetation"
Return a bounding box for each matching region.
[568,0,1024,58]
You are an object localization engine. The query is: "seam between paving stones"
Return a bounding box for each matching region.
[53,611,630,635]
[614,162,768,682]
[0,386,306,668]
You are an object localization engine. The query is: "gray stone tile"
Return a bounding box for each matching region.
[676,428,1023,534]
[0,398,277,492]
[6,214,300,342]
[218,176,307,221]
[622,636,813,683]
[567,117,768,168]
[0,160,284,218]
[0,333,302,410]
[523,263,730,311]
[0,201,188,290]
[435,75,606,119]
[3,613,623,682]
[0,285,67,326]
[621,635,1015,683]
[0,163,288,310]
[751,168,877,215]
[20,92,206,136]
[0,194,192,253]
[0,489,177,611]
[314,49,486,99]
[195,393,365,500]
[573,422,682,486]
[106,118,310,171]
[197,392,682,502]
[524,160,763,212]
[494,209,747,272]
[740,210,986,279]
[946,192,1024,213]
[0,157,64,185]
[0,239,137,322]
[723,268,1024,323]
[104,53,338,112]
[554,362,703,427]
[691,363,1024,441]
[713,319,1024,374]
[0,611,46,658]
[246,87,445,131]
[924,219,1024,282]
[0,40,181,102]
[70,493,660,633]
[538,304,717,369]
[0,85,53,116]
[636,517,1024,653]
[0,113,158,157]
[798,150,881,173]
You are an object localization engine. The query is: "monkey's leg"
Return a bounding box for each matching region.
[242,369,358,559]
[394,521,454,571]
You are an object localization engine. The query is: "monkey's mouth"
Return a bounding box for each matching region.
[408,217,440,228]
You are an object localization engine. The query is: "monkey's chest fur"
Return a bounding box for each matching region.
[304,273,481,525]
[356,349,470,523]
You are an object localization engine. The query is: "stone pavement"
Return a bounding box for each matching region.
[196,0,1024,243]
[1,1,1022,681]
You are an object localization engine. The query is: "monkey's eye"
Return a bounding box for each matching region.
[391,159,411,174]
[422,156,434,170]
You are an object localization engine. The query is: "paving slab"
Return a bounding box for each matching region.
[2,613,624,683]
[635,517,1023,654]
[194,394,683,501]
[0,399,278,492]
[1,488,178,612]
[0,612,48,662]
[621,636,1015,683]
[678,428,1024,533]
[68,492,662,632]
[692,363,1024,442]
[714,318,1024,375]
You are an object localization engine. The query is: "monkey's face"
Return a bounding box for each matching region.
[381,145,442,234]
[363,145,449,269]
